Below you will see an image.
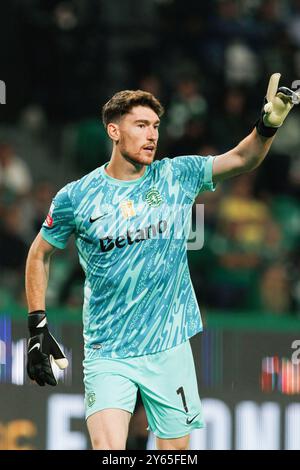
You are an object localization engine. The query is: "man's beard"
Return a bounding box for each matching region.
[120,148,155,167]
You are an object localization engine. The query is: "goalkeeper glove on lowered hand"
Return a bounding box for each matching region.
[256,73,300,137]
[27,311,68,386]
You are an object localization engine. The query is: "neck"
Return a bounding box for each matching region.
[105,147,146,181]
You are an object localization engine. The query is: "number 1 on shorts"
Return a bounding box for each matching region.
[176,386,189,413]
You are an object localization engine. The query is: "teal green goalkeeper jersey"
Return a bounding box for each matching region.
[41,156,215,359]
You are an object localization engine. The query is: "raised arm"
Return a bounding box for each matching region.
[212,128,275,183]
[212,73,299,184]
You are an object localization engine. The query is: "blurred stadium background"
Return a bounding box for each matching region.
[1,0,300,450]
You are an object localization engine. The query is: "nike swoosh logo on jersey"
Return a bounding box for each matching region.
[28,343,41,354]
[89,213,109,223]
[186,413,200,425]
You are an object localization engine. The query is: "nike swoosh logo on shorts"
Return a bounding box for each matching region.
[186,413,200,425]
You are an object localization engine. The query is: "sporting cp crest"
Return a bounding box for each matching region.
[87,392,96,408]
[145,188,163,207]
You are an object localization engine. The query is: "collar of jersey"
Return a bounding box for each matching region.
[101,162,150,186]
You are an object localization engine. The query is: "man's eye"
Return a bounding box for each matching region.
[138,124,145,128]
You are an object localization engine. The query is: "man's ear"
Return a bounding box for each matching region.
[107,122,120,142]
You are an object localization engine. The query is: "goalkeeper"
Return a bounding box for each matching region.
[26,74,298,450]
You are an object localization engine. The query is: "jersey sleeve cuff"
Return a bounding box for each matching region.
[40,228,67,249]
[202,156,217,192]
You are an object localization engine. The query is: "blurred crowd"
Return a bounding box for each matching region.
[1,0,300,317]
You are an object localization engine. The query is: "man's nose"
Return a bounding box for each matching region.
[147,127,157,140]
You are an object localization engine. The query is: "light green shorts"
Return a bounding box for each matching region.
[83,340,204,439]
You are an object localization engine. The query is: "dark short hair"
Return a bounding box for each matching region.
[102,90,164,128]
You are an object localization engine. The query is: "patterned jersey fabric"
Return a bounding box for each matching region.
[41,156,215,358]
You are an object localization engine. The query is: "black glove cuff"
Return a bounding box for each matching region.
[255,117,279,138]
[28,311,47,334]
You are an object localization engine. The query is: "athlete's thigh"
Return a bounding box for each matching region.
[84,357,138,417]
[139,341,204,440]
[156,434,190,451]
[87,408,131,450]
[83,357,138,449]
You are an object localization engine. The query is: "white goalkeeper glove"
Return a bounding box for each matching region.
[256,73,300,137]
